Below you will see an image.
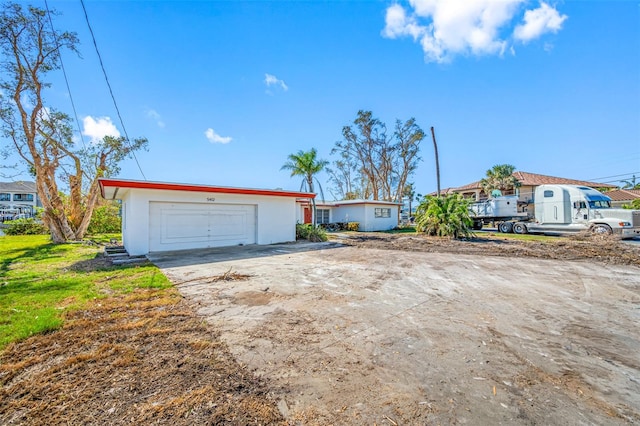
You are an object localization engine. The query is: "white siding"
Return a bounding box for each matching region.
[330,203,399,231]
[120,188,297,255]
[360,204,398,231]
[331,205,362,225]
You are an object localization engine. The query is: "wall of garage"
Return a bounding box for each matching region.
[119,188,297,255]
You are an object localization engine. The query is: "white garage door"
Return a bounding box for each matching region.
[149,202,256,252]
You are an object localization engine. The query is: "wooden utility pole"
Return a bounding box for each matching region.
[431,126,441,197]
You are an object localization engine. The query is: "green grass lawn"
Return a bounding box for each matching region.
[0,234,171,350]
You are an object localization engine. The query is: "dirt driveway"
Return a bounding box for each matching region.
[149,239,640,425]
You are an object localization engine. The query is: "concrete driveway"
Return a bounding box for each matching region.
[149,242,640,424]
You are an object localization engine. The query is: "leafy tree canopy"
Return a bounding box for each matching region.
[0,3,148,242]
[281,148,328,227]
[479,164,521,197]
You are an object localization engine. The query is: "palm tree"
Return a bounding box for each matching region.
[480,164,521,197]
[281,148,328,227]
[620,175,640,190]
[402,182,416,220]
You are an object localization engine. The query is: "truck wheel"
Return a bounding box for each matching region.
[591,224,612,235]
[498,222,513,233]
[513,222,528,234]
[473,220,483,230]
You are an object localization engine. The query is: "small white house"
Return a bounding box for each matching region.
[297,199,400,232]
[99,178,315,256]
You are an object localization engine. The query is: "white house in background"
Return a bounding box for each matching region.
[99,178,315,256]
[0,181,41,221]
[297,199,400,232]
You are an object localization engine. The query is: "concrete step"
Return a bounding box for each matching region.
[112,256,149,266]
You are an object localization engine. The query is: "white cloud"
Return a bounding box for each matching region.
[383,4,425,40]
[514,2,567,43]
[145,108,165,128]
[264,73,288,92]
[82,116,120,142]
[205,128,232,144]
[382,0,567,63]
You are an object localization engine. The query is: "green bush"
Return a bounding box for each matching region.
[414,193,474,239]
[87,202,122,234]
[3,218,48,235]
[307,227,328,242]
[296,223,310,239]
[622,199,640,210]
[296,223,328,242]
[346,222,359,231]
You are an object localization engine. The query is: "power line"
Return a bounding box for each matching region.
[44,0,87,151]
[79,0,147,180]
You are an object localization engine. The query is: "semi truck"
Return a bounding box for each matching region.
[470,184,640,239]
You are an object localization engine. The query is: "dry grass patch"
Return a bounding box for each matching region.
[0,288,285,425]
[341,232,640,266]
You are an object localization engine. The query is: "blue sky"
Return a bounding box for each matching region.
[12,0,640,198]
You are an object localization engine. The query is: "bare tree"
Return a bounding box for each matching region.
[326,149,370,200]
[335,111,385,200]
[332,110,424,202]
[392,118,424,203]
[0,3,147,242]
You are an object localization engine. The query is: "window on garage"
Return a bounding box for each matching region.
[316,208,330,224]
[375,207,391,218]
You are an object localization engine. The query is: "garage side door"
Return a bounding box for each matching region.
[149,202,256,252]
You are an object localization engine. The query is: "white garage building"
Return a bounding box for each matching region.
[99,178,315,256]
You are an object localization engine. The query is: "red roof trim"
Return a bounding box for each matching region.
[99,178,316,199]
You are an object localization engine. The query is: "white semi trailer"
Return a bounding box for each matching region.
[470,184,640,239]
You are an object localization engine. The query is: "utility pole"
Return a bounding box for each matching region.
[431,126,441,197]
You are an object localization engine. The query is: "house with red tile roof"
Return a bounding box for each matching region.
[454,171,617,201]
[602,189,640,208]
[451,171,618,214]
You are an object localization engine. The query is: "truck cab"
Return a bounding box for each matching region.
[532,185,640,238]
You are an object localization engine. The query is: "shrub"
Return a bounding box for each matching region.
[622,199,640,210]
[414,193,474,239]
[307,226,328,242]
[295,223,328,242]
[87,202,122,234]
[3,218,48,235]
[346,222,359,231]
[296,223,310,239]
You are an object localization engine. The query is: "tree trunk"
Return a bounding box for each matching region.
[73,179,101,239]
[311,197,317,229]
[431,127,441,197]
[34,166,75,242]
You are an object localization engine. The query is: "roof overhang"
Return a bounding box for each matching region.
[99,178,316,200]
[302,199,402,207]
[332,200,402,206]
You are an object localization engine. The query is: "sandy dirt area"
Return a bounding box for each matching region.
[2,233,639,425]
[151,234,640,425]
